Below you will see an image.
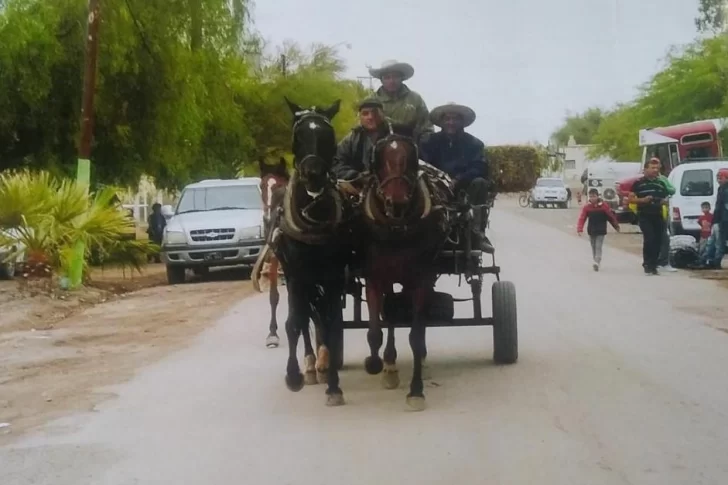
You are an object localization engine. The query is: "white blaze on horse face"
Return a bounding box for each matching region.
[308,121,318,130]
[265,177,276,217]
[390,140,398,149]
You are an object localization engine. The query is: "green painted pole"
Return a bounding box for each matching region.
[69,0,101,289]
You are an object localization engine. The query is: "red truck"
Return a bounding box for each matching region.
[613,120,723,224]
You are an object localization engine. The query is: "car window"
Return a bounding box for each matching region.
[680,169,714,197]
[176,185,262,213]
[536,179,564,188]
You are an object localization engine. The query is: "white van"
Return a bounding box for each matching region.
[586,160,641,208]
[667,160,728,238]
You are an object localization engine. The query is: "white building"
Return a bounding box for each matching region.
[553,136,610,188]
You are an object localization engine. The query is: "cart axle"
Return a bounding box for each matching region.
[342,317,494,330]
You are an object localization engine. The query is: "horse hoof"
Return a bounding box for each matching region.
[304,371,318,386]
[266,335,280,348]
[364,356,384,375]
[381,368,400,390]
[326,392,345,407]
[285,373,305,392]
[316,371,328,385]
[406,395,426,412]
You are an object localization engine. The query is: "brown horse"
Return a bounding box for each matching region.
[252,157,324,385]
[359,133,451,411]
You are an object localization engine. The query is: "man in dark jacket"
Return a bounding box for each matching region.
[332,98,393,181]
[707,168,728,268]
[418,103,493,253]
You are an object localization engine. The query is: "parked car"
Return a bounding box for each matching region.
[530,177,569,208]
[667,160,728,251]
[161,178,265,284]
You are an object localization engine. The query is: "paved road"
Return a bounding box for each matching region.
[3,208,728,485]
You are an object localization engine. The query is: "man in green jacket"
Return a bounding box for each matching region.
[368,60,433,143]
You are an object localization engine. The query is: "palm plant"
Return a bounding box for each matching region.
[0,170,155,281]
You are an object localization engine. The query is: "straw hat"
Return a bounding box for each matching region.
[430,103,476,128]
[368,60,415,81]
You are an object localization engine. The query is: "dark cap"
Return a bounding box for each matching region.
[358,98,383,111]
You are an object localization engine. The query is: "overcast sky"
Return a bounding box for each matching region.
[252,0,701,145]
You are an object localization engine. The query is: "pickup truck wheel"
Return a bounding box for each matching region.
[166,265,186,285]
[0,260,16,279]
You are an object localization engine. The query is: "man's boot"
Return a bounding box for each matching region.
[471,205,494,254]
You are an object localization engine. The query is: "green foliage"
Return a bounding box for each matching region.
[696,0,727,33]
[0,0,368,190]
[0,169,154,278]
[551,107,605,146]
[589,35,728,160]
[487,145,552,192]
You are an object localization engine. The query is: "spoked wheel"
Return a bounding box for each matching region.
[518,193,529,208]
[492,281,518,364]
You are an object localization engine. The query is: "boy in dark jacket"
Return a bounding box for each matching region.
[577,188,620,271]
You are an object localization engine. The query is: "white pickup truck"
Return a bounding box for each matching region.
[160,178,266,284]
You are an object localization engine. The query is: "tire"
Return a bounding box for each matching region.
[492,281,518,364]
[193,266,210,277]
[531,201,538,209]
[427,292,454,321]
[518,195,529,208]
[0,259,16,280]
[166,265,186,285]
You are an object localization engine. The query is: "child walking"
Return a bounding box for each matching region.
[577,188,621,271]
[697,201,713,258]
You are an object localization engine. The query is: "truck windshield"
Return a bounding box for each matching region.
[680,169,714,197]
[176,186,262,214]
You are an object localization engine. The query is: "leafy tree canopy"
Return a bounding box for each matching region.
[550,107,605,146]
[0,0,371,190]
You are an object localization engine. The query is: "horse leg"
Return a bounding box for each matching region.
[406,286,428,411]
[381,285,399,389]
[265,257,281,348]
[284,281,306,392]
[312,310,329,384]
[364,281,384,375]
[301,318,318,386]
[322,286,345,406]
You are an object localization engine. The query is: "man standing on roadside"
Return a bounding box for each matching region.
[629,158,670,275]
[369,60,433,143]
[706,168,728,269]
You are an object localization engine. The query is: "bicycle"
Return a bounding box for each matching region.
[518,191,531,208]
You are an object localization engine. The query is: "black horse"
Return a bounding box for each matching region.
[270,97,352,406]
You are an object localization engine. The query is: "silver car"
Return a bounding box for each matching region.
[530,177,569,209]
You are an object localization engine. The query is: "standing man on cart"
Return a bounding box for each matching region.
[418,102,494,254]
[368,60,433,143]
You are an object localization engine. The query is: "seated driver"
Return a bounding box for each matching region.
[332,98,393,182]
[418,102,494,253]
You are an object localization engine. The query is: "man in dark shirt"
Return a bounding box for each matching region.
[418,103,493,253]
[629,158,670,275]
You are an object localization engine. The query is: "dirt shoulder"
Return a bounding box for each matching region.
[0,265,254,443]
[497,194,728,288]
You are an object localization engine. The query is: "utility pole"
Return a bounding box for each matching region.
[280,54,287,77]
[69,0,101,289]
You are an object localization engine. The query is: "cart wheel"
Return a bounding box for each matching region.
[492,281,518,364]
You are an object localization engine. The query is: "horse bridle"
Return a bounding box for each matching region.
[371,134,419,215]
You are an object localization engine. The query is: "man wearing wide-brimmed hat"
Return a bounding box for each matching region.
[332,98,393,181]
[369,60,433,143]
[419,102,494,253]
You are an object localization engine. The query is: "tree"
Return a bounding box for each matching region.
[0,0,367,190]
[696,0,727,33]
[589,35,728,160]
[550,107,604,146]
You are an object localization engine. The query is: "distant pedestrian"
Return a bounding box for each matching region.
[697,201,713,257]
[577,188,620,271]
[147,203,166,263]
[702,168,728,269]
[628,158,671,275]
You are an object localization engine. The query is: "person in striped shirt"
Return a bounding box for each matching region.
[628,158,671,275]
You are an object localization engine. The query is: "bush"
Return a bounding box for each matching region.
[487,145,552,192]
[0,170,155,281]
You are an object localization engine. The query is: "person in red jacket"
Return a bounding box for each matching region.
[577,188,621,271]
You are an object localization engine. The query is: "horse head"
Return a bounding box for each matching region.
[371,133,420,220]
[284,97,340,196]
[259,157,290,223]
